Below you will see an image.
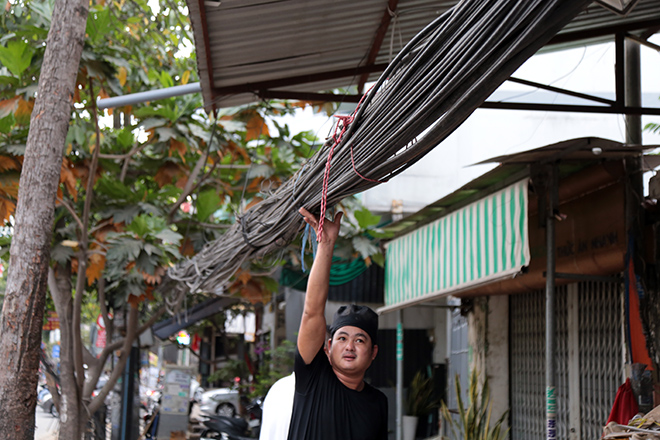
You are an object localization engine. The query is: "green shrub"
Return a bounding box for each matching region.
[440,369,509,440]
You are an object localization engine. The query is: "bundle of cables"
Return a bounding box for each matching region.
[164,0,592,307]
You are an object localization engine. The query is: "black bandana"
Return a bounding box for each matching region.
[328,304,378,345]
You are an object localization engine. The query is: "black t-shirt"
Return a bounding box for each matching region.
[287,348,388,440]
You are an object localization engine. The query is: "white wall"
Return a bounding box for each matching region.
[275,37,660,217]
[467,295,510,432]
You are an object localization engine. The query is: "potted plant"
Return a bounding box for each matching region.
[405,370,438,440]
[439,369,509,440]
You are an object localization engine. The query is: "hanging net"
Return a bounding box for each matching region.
[163,0,593,309]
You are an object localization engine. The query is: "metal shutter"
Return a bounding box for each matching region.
[578,280,623,440]
[510,280,623,440]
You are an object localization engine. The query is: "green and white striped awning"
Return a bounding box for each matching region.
[380,180,530,313]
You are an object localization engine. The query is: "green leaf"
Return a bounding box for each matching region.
[354,208,381,229]
[96,177,134,200]
[371,252,385,267]
[143,243,163,257]
[196,189,222,222]
[0,40,35,77]
[110,205,141,224]
[159,71,174,88]
[137,117,167,130]
[51,243,75,265]
[5,143,26,156]
[155,125,178,140]
[106,238,142,263]
[155,228,183,245]
[117,127,135,149]
[246,164,273,179]
[352,236,378,260]
[261,277,279,293]
[365,229,393,239]
[0,76,19,87]
[86,8,113,45]
[128,215,149,236]
[136,250,157,274]
[0,114,15,134]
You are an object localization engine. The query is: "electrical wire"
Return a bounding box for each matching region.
[163,0,594,306]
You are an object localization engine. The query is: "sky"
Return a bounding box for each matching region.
[273,34,660,214]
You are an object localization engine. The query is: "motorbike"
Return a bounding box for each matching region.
[200,396,263,440]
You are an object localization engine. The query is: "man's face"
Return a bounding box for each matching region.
[326,325,378,375]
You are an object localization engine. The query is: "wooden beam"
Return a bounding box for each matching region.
[197,0,217,111]
[258,90,362,103]
[212,63,389,96]
[358,0,400,93]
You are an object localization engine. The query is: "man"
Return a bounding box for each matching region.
[287,207,388,440]
[259,373,295,440]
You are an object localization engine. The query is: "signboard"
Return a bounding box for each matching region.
[96,314,106,329]
[96,328,106,348]
[52,344,60,359]
[156,366,194,439]
[95,314,108,348]
[160,368,193,415]
[43,311,60,331]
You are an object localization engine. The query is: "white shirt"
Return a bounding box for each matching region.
[259,374,295,440]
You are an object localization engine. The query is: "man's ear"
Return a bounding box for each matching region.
[371,344,379,360]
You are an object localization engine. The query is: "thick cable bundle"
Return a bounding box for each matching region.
[164,0,592,305]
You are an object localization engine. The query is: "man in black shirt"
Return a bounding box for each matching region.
[287,208,388,440]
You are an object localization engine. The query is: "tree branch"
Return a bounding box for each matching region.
[88,306,138,414]
[97,277,114,341]
[173,219,231,230]
[89,218,113,235]
[56,196,84,232]
[168,147,210,220]
[100,304,166,356]
[98,142,146,161]
[73,77,103,391]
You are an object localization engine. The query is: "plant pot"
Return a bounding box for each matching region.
[403,415,419,440]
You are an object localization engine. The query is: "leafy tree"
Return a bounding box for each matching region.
[646,121,660,135]
[0,0,90,436]
[0,0,388,438]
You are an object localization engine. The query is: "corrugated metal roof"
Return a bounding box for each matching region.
[186,0,660,109]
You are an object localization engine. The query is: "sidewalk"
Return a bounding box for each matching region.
[35,411,59,440]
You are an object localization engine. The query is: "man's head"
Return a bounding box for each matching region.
[326,305,379,376]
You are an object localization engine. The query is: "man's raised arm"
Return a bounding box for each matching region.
[297,207,343,364]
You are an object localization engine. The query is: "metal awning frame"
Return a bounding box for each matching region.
[257,32,660,116]
[98,33,660,115]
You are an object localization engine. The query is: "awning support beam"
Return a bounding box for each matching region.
[545,163,559,440]
[546,272,624,283]
[396,310,404,440]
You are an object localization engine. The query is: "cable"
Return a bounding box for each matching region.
[164,0,594,304]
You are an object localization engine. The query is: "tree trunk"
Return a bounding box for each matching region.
[50,264,85,439]
[0,0,89,436]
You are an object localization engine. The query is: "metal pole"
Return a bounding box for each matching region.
[546,164,558,440]
[625,38,642,144]
[396,309,404,440]
[97,82,202,110]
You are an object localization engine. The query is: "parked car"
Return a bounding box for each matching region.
[199,388,241,417]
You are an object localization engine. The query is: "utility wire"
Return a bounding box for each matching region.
[163,0,594,308]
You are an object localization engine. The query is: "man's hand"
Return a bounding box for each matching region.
[297,207,343,364]
[299,207,343,244]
